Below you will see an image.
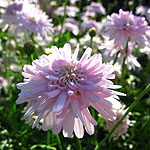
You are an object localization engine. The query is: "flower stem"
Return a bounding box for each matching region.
[90,36,93,50]
[113,51,119,65]
[95,83,150,150]
[120,39,129,84]
[30,33,40,58]
[76,138,82,150]
[56,135,63,150]
[47,130,50,146]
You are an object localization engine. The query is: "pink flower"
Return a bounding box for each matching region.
[105,105,135,140]
[15,1,53,36]
[1,0,53,37]
[56,18,79,35]
[136,5,149,16]
[0,0,23,26]
[100,40,141,70]
[16,43,125,138]
[103,9,149,48]
[81,19,102,32]
[0,76,8,88]
[55,6,79,17]
[86,2,106,15]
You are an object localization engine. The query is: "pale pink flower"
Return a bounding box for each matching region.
[105,105,135,140]
[80,34,102,51]
[56,18,79,35]
[81,19,102,32]
[55,6,79,17]
[0,0,23,26]
[16,43,125,138]
[0,0,53,37]
[0,76,8,88]
[86,2,106,15]
[103,9,149,48]
[0,0,9,8]
[136,5,149,16]
[100,40,141,70]
[15,1,53,36]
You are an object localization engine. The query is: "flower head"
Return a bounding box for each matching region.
[0,0,23,26]
[102,9,149,48]
[86,2,106,15]
[100,40,141,70]
[16,43,125,138]
[15,1,53,36]
[1,0,53,37]
[56,18,79,35]
[105,105,134,140]
[55,6,79,17]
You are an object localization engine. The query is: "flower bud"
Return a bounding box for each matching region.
[89,27,96,37]
[23,41,35,56]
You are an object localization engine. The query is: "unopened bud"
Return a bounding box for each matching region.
[89,27,96,37]
[23,41,35,56]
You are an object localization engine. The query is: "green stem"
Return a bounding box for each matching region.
[56,135,63,150]
[76,138,82,150]
[30,33,45,55]
[30,33,40,58]
[120,39,129,85]
[95,83,150,150]
[24,31,29,41]
[90,36,93,50]
[113,51,119,65]
[47,131,50,146]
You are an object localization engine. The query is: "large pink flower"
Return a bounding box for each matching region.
[103,9,149,48]
[16,43,125,138]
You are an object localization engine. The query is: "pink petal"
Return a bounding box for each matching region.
[71,100,86,126]
[85,92,100,102]
[82,113,94,135]
[79,47,92,65]
[52,91,67,113]
[63,110,74,137]
[82,108,97,125]
[72,43,79,60]
[74,118,84,138]
[42,112,55,131]
[45,89,61,98]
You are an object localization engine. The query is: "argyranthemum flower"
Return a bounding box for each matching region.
[100,40,141,70]
[0,0,53,37]
[55,5,79,17]
[105,105,135,140]
[15,1,53,37]
[102,9,149,48]
[16,43,125,138]
[0,0,23,26]
[86,2,106,15]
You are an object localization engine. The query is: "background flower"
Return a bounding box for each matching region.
[102,9,150,48]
